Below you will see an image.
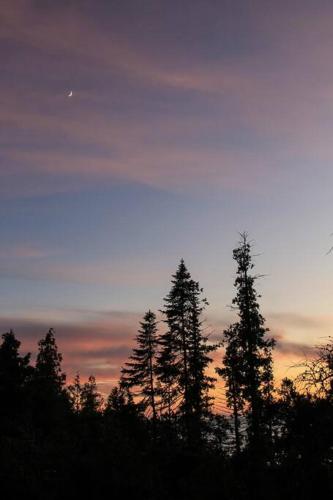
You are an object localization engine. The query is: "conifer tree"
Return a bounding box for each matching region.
[32,328,68,430]
[121,310,159,422]
[218,234,275,454]
[157,259,215,444]
[105,384,140,431]
[105,384,137,415]
[0,330,32,423]
[81,375,102,415]
[68,372,83,414]
[35,328,66,393]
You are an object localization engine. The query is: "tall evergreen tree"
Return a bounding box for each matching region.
[218,234,275,454]
[121,310,159,423]
[157,259,215,444]
[68,372,103,417]
[0,330,32,424]
[32,328,68,431]
[105,384,137,416]
[81,375,102,415]
[68,372,83,414]
[35,328,66,392]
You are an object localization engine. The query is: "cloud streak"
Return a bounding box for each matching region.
[3,1,333,198]
[0,308,324,397]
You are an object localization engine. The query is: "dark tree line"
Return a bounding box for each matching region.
[1,234,332,499]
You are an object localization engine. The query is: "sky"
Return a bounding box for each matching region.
[1,0,333,399]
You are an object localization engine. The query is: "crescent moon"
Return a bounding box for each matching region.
[68,90,73,97]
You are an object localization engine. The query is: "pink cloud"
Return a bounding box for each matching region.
[0,244,56,259]
[0,311,140,393]
[0,307,326,403]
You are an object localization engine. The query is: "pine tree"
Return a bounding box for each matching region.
[121,310,159,422]
[104,384,145,450]
[105,384,140,430]
[68,373,102,417]
[35,328,66,392]
[81,375,102,415]
[218,234,275,455]
[0,330,32,423]
[105,384,136,415]
[157,259,215,445]
[32,328,68,430]
[68,372,83,414]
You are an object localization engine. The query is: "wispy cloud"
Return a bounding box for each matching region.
[269,312,333,332]
[0,310,139,389]
[3,1,333,198]
[0,257,170,286]
[0,307,327,399]
[274,339,316,358]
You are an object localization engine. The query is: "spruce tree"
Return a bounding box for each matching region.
[68,372,83,414]
[105,384,137,415]
[32,328,68,430]
[68,372,103,417]
[121,310,159,422]
[0,330,32,424]
[81,375,102,415]
[218,234,275,455]
[157,259,215,445]
[35,328,66,392]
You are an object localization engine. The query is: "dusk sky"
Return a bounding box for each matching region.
[2,0,333,397]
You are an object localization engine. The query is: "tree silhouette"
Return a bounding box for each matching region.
[157,259,215,446]
[81,375,102,415]
[121,310,159,425]
[31,328,68,433]
[104,384,143,443]
[296,338,333,399]
[105,384,137,416]
[1,251,333,498]
[218,234,275,456]
[35,328,66,391]
[0,330,31,426]
[68,372,83,414]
